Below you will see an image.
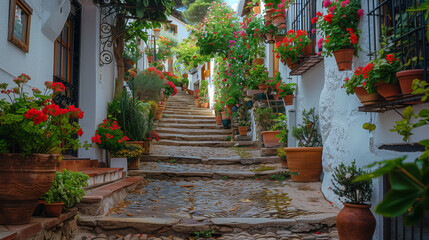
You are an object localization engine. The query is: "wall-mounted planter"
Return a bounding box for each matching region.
[375,81,401,100]
[283,94,294,105]
[333,48,354,71]
[396,69,425,94]
[354,87,383,105]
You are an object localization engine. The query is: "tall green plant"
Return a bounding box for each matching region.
[292,108,322,147]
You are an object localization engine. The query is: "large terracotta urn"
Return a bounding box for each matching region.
[336,203,376,240]
[0,153,58,224]
[284,147,322,182]
[261,131,281,148]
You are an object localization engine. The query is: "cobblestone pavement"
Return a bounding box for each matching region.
[139,162,282,173]
[151,145,261,160]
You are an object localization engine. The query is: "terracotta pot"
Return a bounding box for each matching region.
[128,157,140,170]
[143,140,153,155]
[227,104,234,111]
[336,203,376,240]
[158,104,166,111]
[127,141,144,148]
[147,56,154,64]
[187,89,194,95]
[275,35,285,43]
[375,81,402,100]
[285,58,299,70]
[266,33,274,42]
[354,87,384,105]
[261,131,281,148]
[253,58,265,66]
[284,147,323,182]
[258,83,269,92]
[154,110,163,120]
[283,94,294,105]
[333,48,355,71]
[264,9,274,22]
[43,202,64,217]
[278,23,286,29]
[204,69,210,78]
[200,102,209,108]
[253,6,261,14]
[0,153,58,224]
[247,89,260,96]
[194,98,200,107]
[280,158,287,168]
[221,111,227,119]
[182,73,188,78]
[215,115,222,125]
[302,42,313,58]
[273,94,280,100]
[396,69,425,94]
[238,126,249,136]
[272,14,286,26]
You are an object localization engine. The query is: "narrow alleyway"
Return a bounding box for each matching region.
[73,91,339,240]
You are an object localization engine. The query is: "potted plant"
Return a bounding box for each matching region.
[274,30,311,69]
[332,161,375,240]
[238,120,250,136]
[222,110,231,129]
[111,144,144,170]
[271,0,293,28]
[285,108,323,182]
[42,170,89,217]
[277,147,288,168]
[274,75,296,105]
[249,64,269,92]
[0,74,87,224]
[182,77,189,90]
[262,22,278,43]
[214,102,223,125]
[199,79,209,108]
[314,0,364,71]
[256,107,282,148]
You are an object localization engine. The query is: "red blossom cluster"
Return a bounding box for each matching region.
[145,67,165,80]
[346,28,358,44]
[92,119,129,146]
[24,102,84,125]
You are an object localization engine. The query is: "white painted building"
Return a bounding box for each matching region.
[237,0,429,239]
[0,0,117,162]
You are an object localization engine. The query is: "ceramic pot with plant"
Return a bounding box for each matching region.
[274,30,311,69]
[249,64,269,92]
[256,108,282,148]
[262,113,288,148]
[0,74,87,224]
[277,147,287,168]
[214,103,223,125]
[262,21,278,44]
[274,74,296,105]
[42,170,88,217]
[314,0,364,71]
[92,119,130,158]
[332,161,375,240]
[111,144,144,170]
[285,108,323,182]
[238,120,250,136]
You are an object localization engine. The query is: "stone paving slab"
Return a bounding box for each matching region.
[156,123,221,129]
[157,133,228,142]
[159,118,217,125]
[156,128,231,136]
[156,140,256,148]
[151,145,261,160]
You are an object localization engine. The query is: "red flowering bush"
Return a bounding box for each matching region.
[92,119,129,153]
[163,80,178,98]
[274,30,311,63]
[342,54,400,94]
[0,74,87,155]
[313,0,364,56]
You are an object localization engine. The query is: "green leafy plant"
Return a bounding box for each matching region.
[194,230,215,239]
[92,119,130,153]
[224,135,232,141]
[131,67,166,102]
[291,108,322,147]
[222,176,229,180]
[314,0,363,57]
[111,144,144,165]
[277,147,287,160]
[169,159,176,163]
[271,113,288,144]
[274,29,311,63]
[271,171,291,181]
[255,107,277,131]
[41,170,89,209]
[276,81,296,97]
[331,161,372,204]
[249,64,269,87]
[0,74,88,155]
[355,83,429,225]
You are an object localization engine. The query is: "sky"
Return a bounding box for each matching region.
[225,0,240,11]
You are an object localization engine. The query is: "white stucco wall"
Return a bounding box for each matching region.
[0,0,59,92]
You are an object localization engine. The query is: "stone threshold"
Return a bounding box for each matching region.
[140,155,280,165]
[78,177,143,216]
[77,213,336,236]
[0,208,78,240]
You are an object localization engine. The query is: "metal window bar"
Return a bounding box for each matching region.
[367,0,428,81]
[290,0,317,54]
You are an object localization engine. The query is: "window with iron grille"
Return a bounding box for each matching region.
[288,0,323,75]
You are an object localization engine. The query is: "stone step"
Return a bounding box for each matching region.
[140,155,281,165]
[156,123,222,129]
[163,114,216,119]
[78,214,336,237]
[81,168,125,189]
[159,133,229,141]
[77,176,143,216]
[157,127,231,135]
[159,118,217,125]
[155,140,257,147]
[163,110,213,116]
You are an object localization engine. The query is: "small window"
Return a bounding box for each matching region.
[164,23,178,35]
[8,0,32,52]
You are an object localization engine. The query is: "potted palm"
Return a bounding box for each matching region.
[0,74,87,224]
[332,161,375,240]
[285,108,323,182]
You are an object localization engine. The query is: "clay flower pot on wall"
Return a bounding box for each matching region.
[333,48,355,71]
[354,87,383,105]
[252,58,264,65]
[336,203,376,240]
[253,6,261,14]
[0,153,58,225]
[43,202,64,217]
[302,42,313,58]
[238,126,249,136]
[396,69,425,94]
[264,8,274,22]
[283,94,294,105]
[272,14,286,26]
[284,147,323,182]
[258,83,269,92]
[285,58,299,70]
[375,81,402,100]
[261,131,281,148]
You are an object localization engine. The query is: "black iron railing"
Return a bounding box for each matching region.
[366,0,428,77]
[289,0,317,53]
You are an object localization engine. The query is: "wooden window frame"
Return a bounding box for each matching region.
[164,23,178,35]
[53,18,74,83]
[8,0,32,52]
